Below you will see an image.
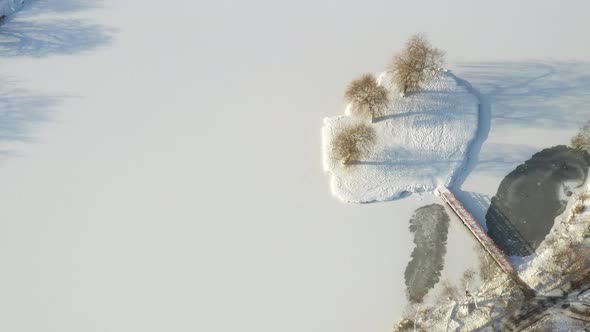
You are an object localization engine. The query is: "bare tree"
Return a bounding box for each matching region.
[571,124,590,151]
[460,268,477,290]
[344,73,389,123]
[331,123,376,166]
[476,244,502,282]
[551,244,590,278]
[389,34,445,96]
[439,280,460,302]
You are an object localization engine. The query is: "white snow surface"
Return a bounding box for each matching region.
[322,71,479,203]
[0,0,24,17]
[2,1,590,331]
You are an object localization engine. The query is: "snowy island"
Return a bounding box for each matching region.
[323,35,590,330]
[322,35,479,203]
[322,70,479,203]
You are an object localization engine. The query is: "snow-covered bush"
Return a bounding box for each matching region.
[344,73,388,123]
[331,123,375,166]
[389,34,445,96]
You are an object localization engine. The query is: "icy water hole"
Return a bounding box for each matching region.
[486,145,590,256]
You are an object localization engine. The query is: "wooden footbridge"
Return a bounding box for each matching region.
[436,186,534,295]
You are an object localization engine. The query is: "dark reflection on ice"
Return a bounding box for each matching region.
[404,204,450,303]
[486,145,590,256]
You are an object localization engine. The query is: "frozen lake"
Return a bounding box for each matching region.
[0,0,589,331]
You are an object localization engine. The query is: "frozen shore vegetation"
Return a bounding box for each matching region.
[393,132,590,330]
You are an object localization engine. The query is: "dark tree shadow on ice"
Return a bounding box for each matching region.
[455,62,590,129]
[0,0,91,158]
[452,61,590,183]
[0,0,112,57]
[20,0,103,14]
[0,78,63,159]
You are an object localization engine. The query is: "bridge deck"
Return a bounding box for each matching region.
[436,187,518,278]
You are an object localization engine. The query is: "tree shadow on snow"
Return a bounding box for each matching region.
[448,61,590,237]
[20,0,103,14]
[454,61,590,130]
[452,61,590,184]
[0,0,112,57]
[0,78,64,159]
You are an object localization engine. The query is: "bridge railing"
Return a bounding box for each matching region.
[436,187,518,278]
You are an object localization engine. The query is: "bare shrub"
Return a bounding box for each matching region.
[460,268,477,290]
[573,202,585,215]
[476,245,502,282]
[584,215,590,238]
[332,123,376,166]
[551,244,590,278]
[571,124,590,151]
[568,194,588,223]
[394,303,432,332]
[392,318,415,332]
[522,321,553,332]
[344,73,389,123]
[578,191,590,202]
[389,34,445,96]
[438,280,460,303]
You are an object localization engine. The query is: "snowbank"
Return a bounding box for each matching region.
[0,0,25,18]
[322,71,479,203]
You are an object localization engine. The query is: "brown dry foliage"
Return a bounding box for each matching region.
[571,124,590,151]
[573,202,585,215]
[585,216,590,237]
[344,73,389,123]
[389,34,445,95]
[577,191,590,201]
[438,280,460,302]
[332,123,376,166]
[551,244,590,277]
[392,318,415,332]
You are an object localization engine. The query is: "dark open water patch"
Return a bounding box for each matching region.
[404,204,450,303]
[486,145,590,256]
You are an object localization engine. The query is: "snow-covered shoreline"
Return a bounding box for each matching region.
[322,71,479,203]
[394,176,590,330]
[519,178,590,290]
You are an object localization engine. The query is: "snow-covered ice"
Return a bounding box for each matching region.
[322,71,479,203]
[1,0,590,331]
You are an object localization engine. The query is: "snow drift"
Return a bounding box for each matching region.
[322,71,479,203]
